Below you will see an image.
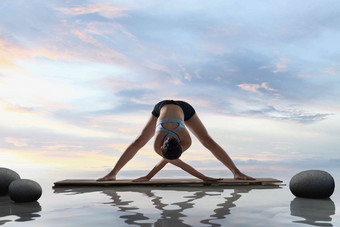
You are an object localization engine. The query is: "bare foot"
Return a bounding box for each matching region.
[202,177,224,182]
[132,176,150,182]
[234,172,255,180]
[97,174,116,181]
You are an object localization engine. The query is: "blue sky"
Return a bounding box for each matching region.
[1,0,339,175]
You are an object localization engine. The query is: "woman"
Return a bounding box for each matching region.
[97,100,254,182]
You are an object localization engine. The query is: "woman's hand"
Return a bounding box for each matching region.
[97,174,116,181]
[233,171,256,180]
[132,176,151,182]
[201,176,223,182]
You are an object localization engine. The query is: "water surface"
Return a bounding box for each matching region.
[0,170,338,226]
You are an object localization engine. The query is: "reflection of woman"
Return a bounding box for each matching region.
[98,100,254,182]
[103,188,245,226]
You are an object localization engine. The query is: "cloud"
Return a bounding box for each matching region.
[4,137,28,147]
[180,158,340,176]
[244,104,331,123]
[1,0,340,174]
[1,0,338,115]
[184,158,340,175]
[0,98,34,113]
[272,57,289,73]
[0,1,135,67]
[0,34,30,70]
[55,3,127,19]
[237,82,277,94]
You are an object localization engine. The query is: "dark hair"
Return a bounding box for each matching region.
[162,136,182,160]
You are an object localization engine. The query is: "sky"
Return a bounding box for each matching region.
[1,0,340,177]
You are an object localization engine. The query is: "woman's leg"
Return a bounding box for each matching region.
[185,114,254,180]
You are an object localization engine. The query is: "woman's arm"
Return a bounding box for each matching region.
[169,159,222,181]
[133,158,221,182]
[132,159,168,182]
[97,115,157,181]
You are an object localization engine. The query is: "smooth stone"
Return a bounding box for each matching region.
[0,168,21,195]
[289,170,335,199]
[8,179,42,203]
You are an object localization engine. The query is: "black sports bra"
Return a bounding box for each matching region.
[151,100,196,121]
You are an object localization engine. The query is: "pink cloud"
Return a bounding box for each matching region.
[0,98,33,113]
[237,82,277,94]
[4,137,28,147]
[55,3,128,19]
[272,57,289,73]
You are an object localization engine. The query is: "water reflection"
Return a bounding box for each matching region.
[290,197,335,227]
[0,196,41,225]
[55,185,280,226]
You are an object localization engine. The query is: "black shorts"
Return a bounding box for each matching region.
[152,100,196,121]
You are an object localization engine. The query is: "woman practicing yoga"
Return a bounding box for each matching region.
[98,100,254,182]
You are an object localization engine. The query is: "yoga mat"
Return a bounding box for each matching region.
[53,178,282,188]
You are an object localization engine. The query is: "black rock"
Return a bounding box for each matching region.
[289,170,335,199]
[0,168,21,195]
[8,179,42,203]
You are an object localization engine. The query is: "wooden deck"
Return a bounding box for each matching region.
[53,178,282,188]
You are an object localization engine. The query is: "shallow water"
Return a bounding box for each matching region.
[0,170,339,227]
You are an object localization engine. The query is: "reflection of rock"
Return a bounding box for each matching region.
[0,196,41,224]
[290,197,335,226]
